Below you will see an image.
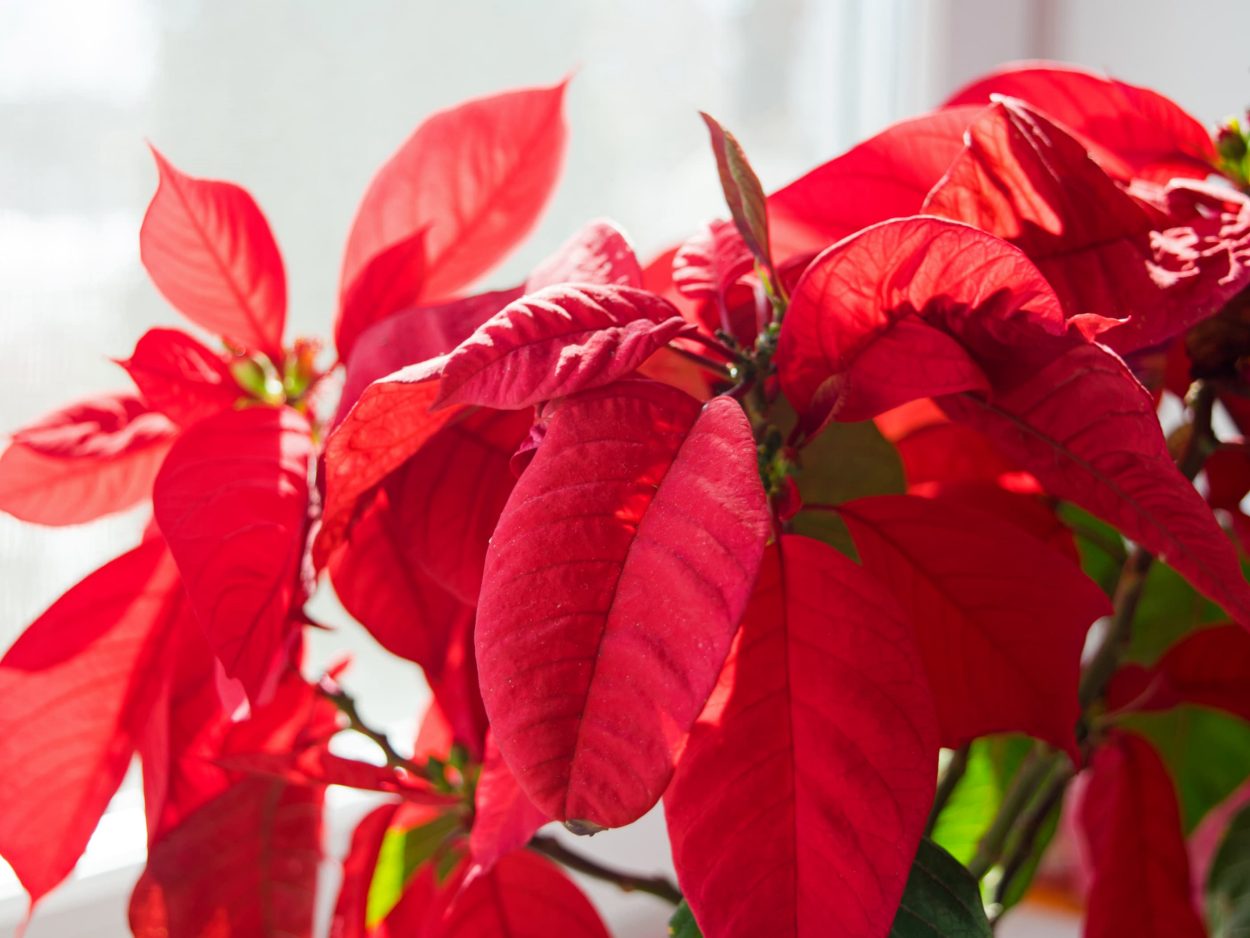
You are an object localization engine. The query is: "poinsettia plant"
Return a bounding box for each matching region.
[4,59,1250,937]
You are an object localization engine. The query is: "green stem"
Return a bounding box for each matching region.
[966,750,1055,880]
[669,345,734,379]
[926,744,971,836]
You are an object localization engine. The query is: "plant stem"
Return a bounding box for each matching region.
[1077,546,1154,713]
[990,764,1072,920]
[682,330,740,361]
[318,682,425,776]
[529,835,683,905]
[926,744,971,836]
[966,749,1055,880]
[669,344,734,379]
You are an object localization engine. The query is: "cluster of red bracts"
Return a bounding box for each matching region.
[2,62,1250,937]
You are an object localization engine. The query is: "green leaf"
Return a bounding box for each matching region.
[699,112,774,274]
[1061,503,1124,598]
[365,812,461,926]
[1124,705,1250,832]
[1130,561,1225,664]
[994,800,1061,912]
[669,899,703,937]
[890,838,991,937]
[1208,802,1250,938]
[931,736,1031,865]
[790,416,905,559]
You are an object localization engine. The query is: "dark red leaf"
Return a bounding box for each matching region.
[671,219,755,304]
[893,420,1026,490]
[336,230,428,361]
[140,147,286,359]
[129,777,323,938]
[119,327,241,427]
[944,62,1216,183]
[340,80,568,311]
[767,107,982,261]
[476,380,769,828]
[940,342,1250,627]
[316,359,459,567]
[0,538,180,903]
[434,283,691,411]
[525,218,643,291]
[665,536,938,938]
[700,113,774,271]
[923,100,1250,355]
[1107,624,1250,723]
[154,406,312,704]
[839,494,1108,752]
[1079,732,1205,938]
[0,393,175,525]
[469,734,549,871]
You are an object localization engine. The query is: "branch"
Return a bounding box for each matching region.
[668,344,734,379]
[926,744,970,836]
[318,681,426,776]
[529,835,683,905]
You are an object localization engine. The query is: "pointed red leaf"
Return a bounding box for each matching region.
[330,803,401,938]
[0,392,175,525]
[665,536,939,938]
[336,230,428,360]
[944,62,1215,183]
[476,380,769,828]
[316,359,459,567]
[434,284,690,411]
[777,217,1070,431]
[129,777,323,938]
[438,850,609,937]
[119,327,241,427]
[940,342,1250,627]
[470,734,549,871]
[839,494,1108,752]
[340,80,568,312]
[154,406,312,703]
[767,107,982,261]
[671,219,755,303]
[923,100,1250,354]
[0,538,180,903]
[336,288,521,424]
[700,113,774,271]
[1108,624,1250,723]
[140,148,286,358]
[1079,732,1205,938]
[525,218,643,291]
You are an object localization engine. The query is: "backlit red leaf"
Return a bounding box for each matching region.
[476,380,769,828]
[140,148,286,359]
[434,283,691,411]
[340,80,568,311]
[336,230,428,361]
[665,536,938,938]
[0,392,175,525]
[1079,731,1205,938]
[120,327,241,427]
[330,803,400,938]
[671,219,755,304]
[129,777,323,938]
[470,734,549,871]
[1108,624,1250,723]
[525,218,642,291]
[767,107,982,261]
[940,342,1250,627]
[154,406,312,703]
[944,61,1216,183]
[839,494,1109,752]
[700,113,774,271]
[0,538,180,903]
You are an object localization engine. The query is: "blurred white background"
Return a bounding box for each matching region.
[1,0,1248,935]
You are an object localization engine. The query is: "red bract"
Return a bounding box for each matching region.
[476,380,769,828]
[1107,624,1250,722]
[119,328,242,427]
[525,218,643,291]
[665,536,938,938]
[469,734,550,871]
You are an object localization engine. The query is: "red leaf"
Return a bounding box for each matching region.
[700,113,774,271]
[330,804,400,938]
[129,777,323,938]
[671,219,755,303]
[336,230,428,361]
[944,61,1216,183]
[525,218,643,291]
[665,536,938,938]
[316,359,458,567]
[154,406,312,703]
[337,288,521,425]
[0,393,175,525]
[923,100,1250,355]
[140,147,286,359]
[767,107,982,261]
[0,538,180,903]
[476,380,769,828]
[434,284,691,411]
[777,217,1068,431]
[1108,624,1250,723]
[470,734,549,871]
[894,420,1025,490]
[438,850,609,937]
[940,342,1250,627]
[1079,732,1205,938]
[120,327,241,427]
[340,80,568,312]
[839,494,1108,752]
